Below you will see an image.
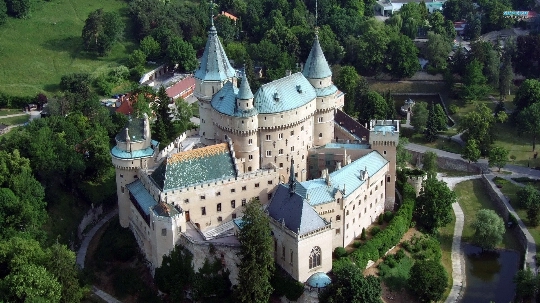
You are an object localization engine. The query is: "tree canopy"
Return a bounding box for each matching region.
[409,260,447,302]
[471,209,505,250]
[319,262,382,303]
[415,177,456,233]
[81,9,125,56]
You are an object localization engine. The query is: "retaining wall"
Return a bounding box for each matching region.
[408,150,482,174]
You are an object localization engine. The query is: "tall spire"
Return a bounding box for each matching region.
[210,0,215,26]
[303,0,331,80]
[194,0,236,82]
[237,67,254,100]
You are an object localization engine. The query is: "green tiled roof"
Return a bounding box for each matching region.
[115,116,146,142]
[373,125,397,134]
[194,25,236,82]
[150,143,237,191]
[302,35,332,79]
[298,151,389,206]
[111,140,159,159]
[253,72,316,114]
[211,81,258,117]
[237,76,254,100]
[127,180,157,216]
[314,85,338,97]
[323,143,370,150]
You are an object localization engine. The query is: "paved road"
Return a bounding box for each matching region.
[76,209,118,269]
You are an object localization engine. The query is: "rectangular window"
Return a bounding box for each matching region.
[266,150,272,157]
[121,186,124,193]
[282,245,285,259]
[268,193,272,200]
[242,186,246,191]
[301,126,304,131]
[255,183,260,188]
[268,180,273,185]
[266,135,271,141]
[242,199,247,206]
[290,130,294,136]
[200,195,206,200]
[232,213,237,219]
[231,188,236,193]
[279,149,283,155]
[248,138,253,145]
[217,216,222,222]
[291,146,294,152]
[318,116,323,123]
[248,155,253,160]
[279,163,284,168]
[336,228,341,234]
[216,192,221,196]
[184,199,189,203]
[217,203,222,212]
[290,250,294,265]
[162,228,167,236]
[387,176,391,182]
[231,200,236,208]
[201,207,206,215]
[278,133,283,139]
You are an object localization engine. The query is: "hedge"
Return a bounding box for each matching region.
[350,183,416,268]
[0,93,36,109]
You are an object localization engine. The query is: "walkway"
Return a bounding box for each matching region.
[76,208,118,269]
[438,174,482,303]
[92,286,122,303]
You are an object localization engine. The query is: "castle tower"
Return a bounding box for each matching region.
[233,74,260,172]
[194,18,237,145]
[110,114,158,227]
[368,120,399,210]
[302,33,342,146]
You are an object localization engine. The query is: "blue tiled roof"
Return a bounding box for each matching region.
[373,125,397,134]
[211,81,258,117]
[253,73,316,114]
[306,272,331,288]
[302,35,332,79]
[314,85,338,97]
[237,76,254,100]
[323,143,371,150]
[194,25,236,82]
[267,185,328,235]
[111,140,159,159]
[299,151,389,206]
[126,180,157,216]
[150,143,237,191]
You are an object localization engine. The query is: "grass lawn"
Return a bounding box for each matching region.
[0,109,23,116]
[0,0,135,97]
[367,80,449,95]
[0,114,29,125]
[454,179,521,251]
[437,207,455,300]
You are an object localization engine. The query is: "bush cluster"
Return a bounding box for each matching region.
[334,247,348,259]
[350,183,416,268]
[0,93,35,109]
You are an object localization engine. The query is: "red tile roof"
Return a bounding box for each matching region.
[166,76,196,99]
[115,94,133,115]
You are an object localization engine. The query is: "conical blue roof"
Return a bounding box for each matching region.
[194,24,236,82]
[302,35,332,79]
[237,76,253,100]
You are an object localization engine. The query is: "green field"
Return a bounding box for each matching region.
[0,114,29,125]
[0,0,134,97]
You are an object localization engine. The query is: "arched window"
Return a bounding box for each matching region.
[309,246,321,269]
[217,203,221,212]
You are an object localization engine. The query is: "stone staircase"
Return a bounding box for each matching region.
[202,220,236,240]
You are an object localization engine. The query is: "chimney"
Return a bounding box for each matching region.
[321,168,328,179]
[285,70,292,76]
[336,162,342,171]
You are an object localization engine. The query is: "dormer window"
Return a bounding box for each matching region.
[273,92,280,101]
[296,85,302,93]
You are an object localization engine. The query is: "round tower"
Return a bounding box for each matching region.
[232,75,259,172]
[110,114,158,228]
[193,18,237,145]
[302,33,338,147]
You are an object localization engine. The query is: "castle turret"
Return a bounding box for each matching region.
[194,17,236,145]
[110,114,159,227]
[303,33,343,146]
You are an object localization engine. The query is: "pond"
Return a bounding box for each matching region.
[461,243,520,303]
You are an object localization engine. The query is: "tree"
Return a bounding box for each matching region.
[422,151,438,179]
[398,3,424,39]
[167,36,198,72]
[514,79,540,113]
[462,60,489,102]
[2,263,62,302]
[128,50,147,69]
[411,101,428,134]
[386,33,420,79]
[517,102,540,151]
[471,209,505,250]
[397,137,412,168]
[462,139,481,163]
[409,260,447,302]
[442,0,473,21]
[424,103,438,142]
[488,146,509,172]
[5,0,30,19]
[236,199,274,303]
[0,0,8,25]
[425,31,451,72]
[358,91,388,124]
[334,66,360,115]
[81,9,125,55]
[154,245,195,301]
[464,13,481,40]
[45,243,85,303]
[514,268,538,302]
[192,258,231,300]
[140,35,161,60]
[517,185,540,209]
[415,177,456,233]
[319,263,382,303]
[458,103,495,155]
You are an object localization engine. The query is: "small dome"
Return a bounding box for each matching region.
[306,272,331,288]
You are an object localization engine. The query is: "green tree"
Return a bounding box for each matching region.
[192,258,231,300]
[225,41,249,65]
[81,9,125,56]
[514,79,540,112]
[319,263,382,303]
[434,104,447,131]
[397,137,412,168]
[416,177,456,233]
[386,33,420,79]
[462,59,489,102]
[464,13,481,40]
[5,0,30,19]
[488,146,509,172]
[517,102,540,151]
[409,260,447,302]
[527,200,540,226]
[358,91,388,124]
[0,0,8,25]
[411,102,428,134]
[424,102,439,142]
[236,198,274,303]
[334,66,360,115]
[167,36,198,72]
[128,50,147,69]
[442,0,473,21]
[458,103,495,155]
[517,185,540,209]
[471,209,505,250]
[140,35,161,60]
[425,31,451,72]
[422,151,438,179]
[45,243,85,303]
[462,139,481,163]
[398,3,424,39]
[514,268,538,302]
[2,263,62,302]
[154,245,195,301]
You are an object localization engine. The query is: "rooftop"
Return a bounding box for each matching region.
[211,81,258,117]
[194,24,236,82]
[126,180,157,216]
[302,35,332,79]
[253,72,316,114]
[166,75,196,99]
[115,116,146,142]
[150,143,237,191]
[111,140,159,159]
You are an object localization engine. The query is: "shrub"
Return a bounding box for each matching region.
[353,241,362,248]
[360,228,367,240]
[384,211,394,223]
[378,214,384,225]
[449,104,459,115]
[371,226,381,236]
[271,270,303,301]
[334,247,347,259]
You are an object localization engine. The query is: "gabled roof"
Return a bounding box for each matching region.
[253,72,316,114]
[298,151,389,206]
[302,35,332,79]
[194,24,236,82]
[150,143,237,191]
[166,76,195,99]
[211,81,258,117]
[267,184,328,235]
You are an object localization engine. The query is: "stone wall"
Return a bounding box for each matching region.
[408,150,482,173]
[78,204,104,240]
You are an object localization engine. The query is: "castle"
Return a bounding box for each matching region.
[111,19,399,286]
